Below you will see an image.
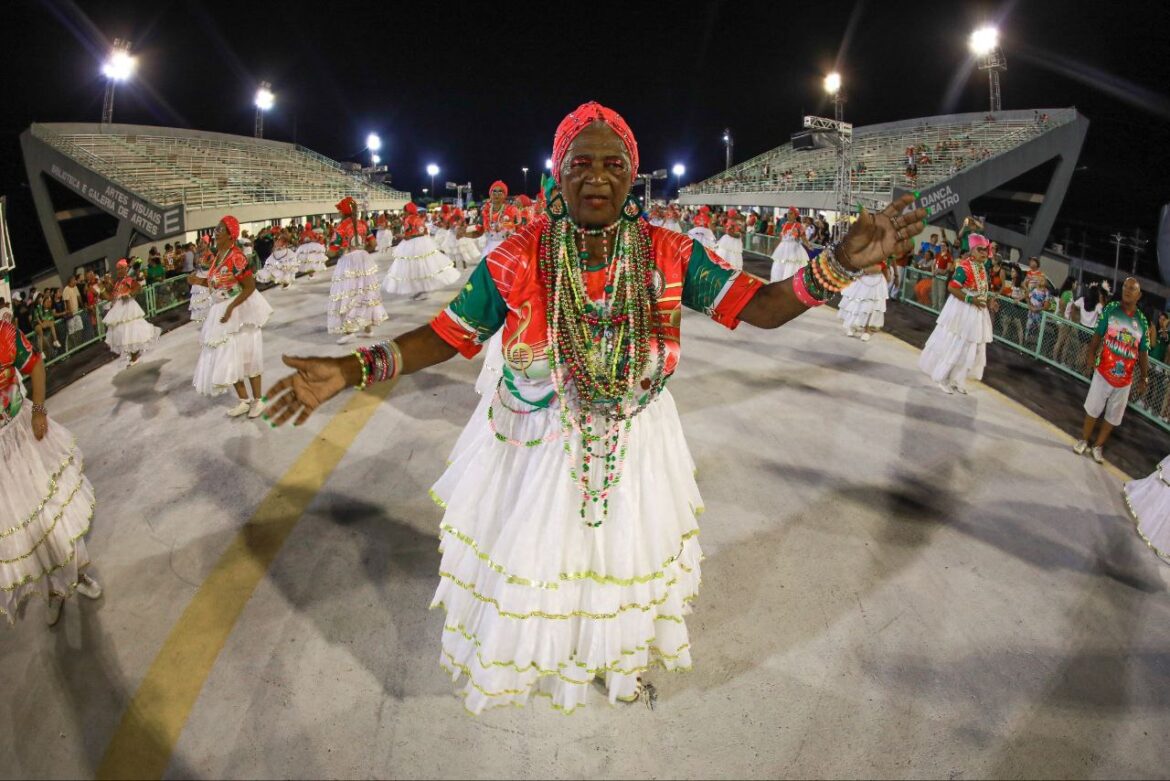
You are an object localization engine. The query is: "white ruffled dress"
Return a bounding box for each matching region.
[297,242,328,276]
[382,235,461,296]
[838,272,888,332]
[256,247,299,287]
[770,235,810,282]
[192,287,273,396]
[1124,455,1170,564]
[686,227,716,251]
[444,231,483,268]
[102,294,160,357]
[0,385,96,624]
[432,353,701,714]
[714,234,743,270]
[918,295,994,384]
[188,269,212,324]
[327,248,388,335]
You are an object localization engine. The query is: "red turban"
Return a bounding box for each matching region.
[116,258,129,270]
[336,196,357,216]
[551,101,638,184]
[693,213,711,228]
[405,202,418,215]
[489,180,508,197]
[220,215,240,240]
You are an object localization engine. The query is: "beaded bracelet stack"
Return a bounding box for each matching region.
[794,245,862,307]
[353,340,403,390]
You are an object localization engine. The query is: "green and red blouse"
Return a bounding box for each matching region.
[0,320,40,426]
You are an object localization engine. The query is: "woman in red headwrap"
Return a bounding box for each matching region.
[462,180,518,257]
[264,101,925,714]
[101,258,161,366]
[770,207,811,282]
[296,224,328,279]
[443,208,482,269]
[382,203,460,299]
[0,318,100,626]
[256,230,299,289]
[327,197,388,344]
[188,215,273,417]
[686,207,717,250]
[715,208,745,270]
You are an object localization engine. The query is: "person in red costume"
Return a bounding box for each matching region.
[326,196,388,344]
[262,101,924,714]
[462,180,519,257]
[100,259,161,367]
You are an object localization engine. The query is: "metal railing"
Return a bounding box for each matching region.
[897,266,1170,432]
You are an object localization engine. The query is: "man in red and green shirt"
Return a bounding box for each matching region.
[1074,277,1150,463]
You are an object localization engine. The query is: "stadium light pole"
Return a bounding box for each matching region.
[969,25,1007,113]
[522,166,529,194]
[427,164,440,201]
[100,39,136,125]
[254,81,274,139]
[672,163,685,197]
[824,72,844,123]
[365,132,382,170]
[722,129,733,170]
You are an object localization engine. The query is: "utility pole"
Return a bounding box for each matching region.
[1110,232,1125,291]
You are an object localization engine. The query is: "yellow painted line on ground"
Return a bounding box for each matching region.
[96,381,395,781]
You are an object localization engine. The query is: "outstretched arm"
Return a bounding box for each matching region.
[264,324,458,427]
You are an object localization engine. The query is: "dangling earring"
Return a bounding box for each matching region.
[621,193,642,222]
[546,191,567,221]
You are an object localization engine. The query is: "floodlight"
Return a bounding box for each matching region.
[672,163,686,177]
[367,133,382,151]
[426,163,440,176]
[102,46,136,81]
[372,154,381,164]
[824,72,842,95]
[969,26,999,56]
[254,83,274,111]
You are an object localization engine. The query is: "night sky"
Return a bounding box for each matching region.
[3,0,1169,284]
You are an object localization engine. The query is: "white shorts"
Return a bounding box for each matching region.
[1084,371,1131,427]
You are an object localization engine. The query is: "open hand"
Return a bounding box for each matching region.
[838,194,927,271]
[263,355,353,426]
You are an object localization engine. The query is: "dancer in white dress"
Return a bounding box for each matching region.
[445,208,483,268]
[255,232,299,288]
[662,205,683,233]
[375,213,394,253]
[262,101,927,714]
[686,207,717,250]
[464,180,519,259]
[918,234,995,394]
[101,260,161,367]
[1124,454,1170,564]
[770,208,810,282]
[0,319,101,626]
[327,197,389,345]
[838,261,891,341]
[714,209,745,270]
[383,203,460,298]
[190,215,273,417]
[297,225,329,278]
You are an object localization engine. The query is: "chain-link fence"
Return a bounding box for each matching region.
[900,266,1170,433]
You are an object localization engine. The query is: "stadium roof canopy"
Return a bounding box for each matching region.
[20,123,412,279]
[679,107,1088,261]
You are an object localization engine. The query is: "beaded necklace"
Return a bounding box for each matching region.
[536,210,668,527]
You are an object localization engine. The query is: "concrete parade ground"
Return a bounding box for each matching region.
[3,259,1169,780]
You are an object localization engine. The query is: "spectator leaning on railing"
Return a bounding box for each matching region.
[1074,277,1150,464]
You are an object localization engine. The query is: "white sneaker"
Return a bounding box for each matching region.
[860,332,871,342]
[53,341,62,348]
[46,597,62,626]
[248,399,266,419]
[1073,439,1089,455]
[1091,446,1104,464]
[936,381,954,395]
[75,574,102,599]
[844,327,855,338]
[952,383,968,395]
[336,333,356,345]
[226,400,251,417]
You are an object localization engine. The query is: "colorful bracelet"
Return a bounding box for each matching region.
[30,402,48,415]
[354,340,403,389]
[352,349,371,390]
[826,243,863,282]
[792,267,829,307]
[810,254,846,293]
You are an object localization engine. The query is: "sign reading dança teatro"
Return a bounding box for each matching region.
[896,183,962,216]
[46,162,184,239]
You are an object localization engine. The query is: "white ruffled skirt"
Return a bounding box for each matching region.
[1124,455,1170,564]
[430,387,702,714]
[444,233,483,267]
[838,274,888,331]
[256,250,299,286]
[376,229,394,252]
[918,296,994,384]
[770,238,809,282]
[102,297,160,356]
[383,236,461,296]
[0,403,96,624]
[192,291,273,396]
[328,249,388,334]
[297,243,328,275]
[189,271,212,324]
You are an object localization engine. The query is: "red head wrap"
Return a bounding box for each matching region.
[116,258,129,270]
[693,213,711,228]
[220,215,240,240]
[336,196,357,216]
[489,180,508,198]
[517,194,533,207]
[551,101,639,184]
[787,206,799,218]
[405,202,419,215]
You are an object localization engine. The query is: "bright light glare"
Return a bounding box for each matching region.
[969,26,999,56]
[824,72,842,95]
[372,154,381,164]
[366,133,382,151]
[426,163,440,176]
[254,87,274,111]
[545,158,553,169]
[722,133,729,142]
[102,50,136,81]
[672,163,686,177]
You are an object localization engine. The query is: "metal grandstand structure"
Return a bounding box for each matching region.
[20,123,412,280]
[679,107,1089,261]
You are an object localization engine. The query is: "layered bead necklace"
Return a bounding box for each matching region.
[537,209,667,527]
